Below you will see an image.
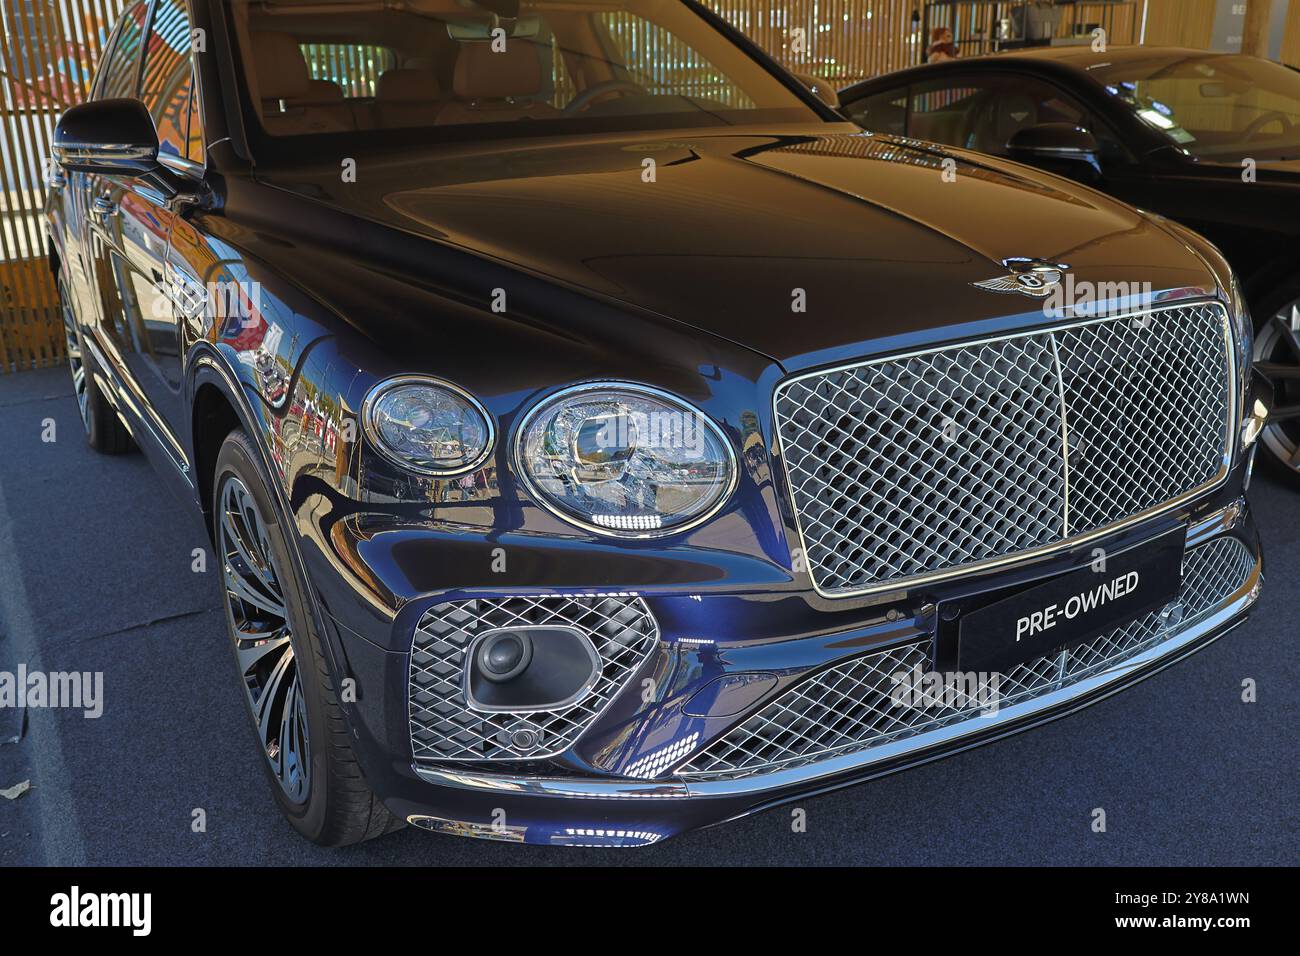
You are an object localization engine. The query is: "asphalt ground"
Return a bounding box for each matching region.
[1,365,1296,866]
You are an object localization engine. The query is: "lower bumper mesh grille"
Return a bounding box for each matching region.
[678,536,1255,781]
[409,594,657,762]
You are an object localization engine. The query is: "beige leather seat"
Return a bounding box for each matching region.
[251,32,352,134]
[436,41,560,125]
[374,68,444,129]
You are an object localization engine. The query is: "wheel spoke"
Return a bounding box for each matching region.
[254,647,295,754]
[224,561,285,617]
[1270,309,1300,362]
[1256,361,1300,382]
[1268,404,1300,423]
[279,678,308,797]
[218,474,310,803]
[220,506,279,599]
[235,627,291,677]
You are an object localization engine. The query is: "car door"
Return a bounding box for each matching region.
[84,0,192,471]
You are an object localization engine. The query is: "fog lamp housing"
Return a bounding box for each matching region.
[464,626,601,713]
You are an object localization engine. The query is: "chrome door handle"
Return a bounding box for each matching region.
[91,195,118,218]
[47,169,67,190]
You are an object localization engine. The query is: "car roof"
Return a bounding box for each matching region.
[967,44,1237,72]
[982,44,1218,67]
[842,46,1243,94]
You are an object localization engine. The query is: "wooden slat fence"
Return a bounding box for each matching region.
[3,0,1298,372]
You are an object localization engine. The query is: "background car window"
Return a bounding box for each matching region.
[843,86,907,136]
[299,43,396,99]
[908,81,984,146]
[905,72,1120,160]
[1091,54,1300,162]
[140,0,194,159]
[95,0,148,100]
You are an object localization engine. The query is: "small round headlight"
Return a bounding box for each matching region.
[363,376,493,475]
[515,383,737,537]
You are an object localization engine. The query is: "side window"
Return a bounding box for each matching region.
[906,75,993,149]
[298,43,395,98]
[95,1,149,101]
[906,72,1124,160]
[844,87,908,136]
[140,0,194,160]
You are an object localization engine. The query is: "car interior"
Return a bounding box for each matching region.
[848,74,1122,160]
[228,0,796,136]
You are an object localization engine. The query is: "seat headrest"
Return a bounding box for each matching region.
[305,79,345,102]
[252,32,311,100]
[377,68,441,103]
[453,41,542,101]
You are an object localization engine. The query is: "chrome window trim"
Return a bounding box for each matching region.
[158,153,204,178]
[773,298,1238,599]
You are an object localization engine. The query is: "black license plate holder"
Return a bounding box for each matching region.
[956,529,1185,674]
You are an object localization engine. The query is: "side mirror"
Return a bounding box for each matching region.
[1007,122,1102,181]
[53,98,159,176]
[793,73,840,110]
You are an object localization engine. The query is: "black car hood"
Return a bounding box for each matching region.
[257,125,1219,371]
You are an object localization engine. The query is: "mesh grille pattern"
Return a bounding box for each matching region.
[409,595,657,762]
[679,536,1254,781]
[1055,308,1231,533]
[775,304,1232,595]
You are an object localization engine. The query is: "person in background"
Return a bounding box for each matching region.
[928,26,958,63]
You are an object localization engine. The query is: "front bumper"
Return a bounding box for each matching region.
[318,496,1262,847]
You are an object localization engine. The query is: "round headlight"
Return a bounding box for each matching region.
[516,383,737,537]
[363,376,493,475]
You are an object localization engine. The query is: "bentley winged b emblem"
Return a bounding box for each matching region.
[973,257,1070,298]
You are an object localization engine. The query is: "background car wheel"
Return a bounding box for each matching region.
[1252,279,1300,483]
[58,277,132,454]
[213,430,402,845]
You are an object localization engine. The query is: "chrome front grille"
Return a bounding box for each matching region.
[775,303,1234,596]
[408,594,657,762]
[678,535,1255,781]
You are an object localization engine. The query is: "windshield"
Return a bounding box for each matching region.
[222,0,819,152]
[1089,53,1300,162]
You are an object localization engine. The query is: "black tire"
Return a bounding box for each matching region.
[1250,276,1300,485]
[213,429,402,846]
[57,277,132,454]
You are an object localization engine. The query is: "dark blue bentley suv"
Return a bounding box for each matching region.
[47,0,1266,847]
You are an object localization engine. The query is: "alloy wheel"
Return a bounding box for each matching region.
[59,281,89,429]
[1254,297,1300,474]
[219,476,311,803]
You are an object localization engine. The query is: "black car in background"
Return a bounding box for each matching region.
[840,46,1300,479]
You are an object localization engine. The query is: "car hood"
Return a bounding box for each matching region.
[257,125,1220,371]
